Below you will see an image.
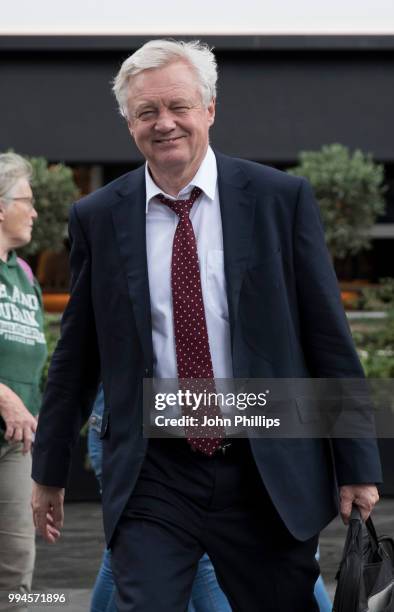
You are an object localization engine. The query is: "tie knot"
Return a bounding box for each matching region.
[156,186,202,218]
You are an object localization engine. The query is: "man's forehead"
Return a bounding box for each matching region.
[131,86,197,106]
[127,62,200,100]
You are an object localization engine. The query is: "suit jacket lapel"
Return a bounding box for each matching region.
[111,168,153,368]
[216,153,256,334]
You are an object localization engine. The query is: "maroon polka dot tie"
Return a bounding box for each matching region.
[156,186,225,455]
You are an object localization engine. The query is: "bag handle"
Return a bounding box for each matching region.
[350,504,379,553]
[350,506,362,522]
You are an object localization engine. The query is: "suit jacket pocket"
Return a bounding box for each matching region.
[295,398,321,423]
[295,398,343,439]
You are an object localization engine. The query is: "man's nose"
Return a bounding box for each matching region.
[154,110,176,132]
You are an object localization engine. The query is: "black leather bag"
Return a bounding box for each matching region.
[333,507,394,611]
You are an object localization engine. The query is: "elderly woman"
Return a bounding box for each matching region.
[0,153,47,599]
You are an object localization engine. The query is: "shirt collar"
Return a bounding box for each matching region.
[145,146,217,213]
[0,250,18,268]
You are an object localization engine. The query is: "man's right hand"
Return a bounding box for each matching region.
[31,482,65,543]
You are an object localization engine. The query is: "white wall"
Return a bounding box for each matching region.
[1,0,394,35]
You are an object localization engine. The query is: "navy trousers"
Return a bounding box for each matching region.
[111,438,319,612]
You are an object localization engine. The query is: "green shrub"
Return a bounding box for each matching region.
[359,351,394,378]
[352,310,394,377]
[288,144,386,259]
[21,156,79,256]
[40,313,61,391]
[357,278,394,311]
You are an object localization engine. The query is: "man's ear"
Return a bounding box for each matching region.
[207,97,216,127]
[127,119,134,139]
[0,200,6,223]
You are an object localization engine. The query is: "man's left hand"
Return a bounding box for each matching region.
[339,484,379,524]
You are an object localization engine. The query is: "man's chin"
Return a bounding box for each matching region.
[153,151,189,170]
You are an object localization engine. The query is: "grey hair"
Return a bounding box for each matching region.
[0,152,32,200]
[112,39,218,119]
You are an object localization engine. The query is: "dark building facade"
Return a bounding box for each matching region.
[1,34,394,280]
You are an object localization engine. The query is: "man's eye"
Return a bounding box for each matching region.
[173,106,189,112]
[139,110,155,119]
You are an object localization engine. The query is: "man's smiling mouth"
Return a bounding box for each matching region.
[154,136,185,144]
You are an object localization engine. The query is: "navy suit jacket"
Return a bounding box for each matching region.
[32,152,382,544]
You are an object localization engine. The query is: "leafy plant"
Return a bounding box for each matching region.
[357,278,394,311]
[359,351,394,378]
[40,313,61,391]
[288,144,386,259]
[22,156,79,256]
[352,311,394,377]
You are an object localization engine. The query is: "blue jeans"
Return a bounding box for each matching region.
[188,554,231,612]
[314,548,332,612]
[88,390,117,612]
[90,548,117,612]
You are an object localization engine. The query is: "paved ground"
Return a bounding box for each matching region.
[30,498,394,611]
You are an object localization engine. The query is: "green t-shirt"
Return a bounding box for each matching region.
[0,251,47,442]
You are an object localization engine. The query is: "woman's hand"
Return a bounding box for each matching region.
[0,383,37,453]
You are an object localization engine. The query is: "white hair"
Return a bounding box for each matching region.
[112,39,218,119]
[0,152,32,200]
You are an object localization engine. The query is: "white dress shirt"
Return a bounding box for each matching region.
[145,146,233,381]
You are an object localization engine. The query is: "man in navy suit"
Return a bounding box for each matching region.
[32,40,381,611]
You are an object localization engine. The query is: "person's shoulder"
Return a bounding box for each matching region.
[16,256,34,285]
[215,151,303,195]
[73,165,145,217]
